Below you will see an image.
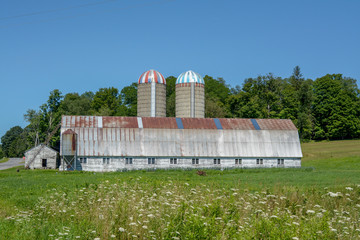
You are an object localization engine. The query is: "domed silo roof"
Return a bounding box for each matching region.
[138,69,166,84]
[176,70,204,85]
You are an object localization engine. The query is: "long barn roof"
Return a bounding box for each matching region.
[60,116,302,158]
[61,116,298,130]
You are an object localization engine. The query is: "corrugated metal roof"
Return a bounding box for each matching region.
[61,116,297,130]
[256,119,297,130]
[60,115,302,158]
[219,118,255,130]
[103,116,138,128]
[181,118,217,129]
[142,117,178,129]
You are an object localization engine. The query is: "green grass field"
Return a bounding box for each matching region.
[0,140,359,239]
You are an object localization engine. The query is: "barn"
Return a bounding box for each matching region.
[25,144,58,169]
[59,69,302,171]
[59,116,302,172]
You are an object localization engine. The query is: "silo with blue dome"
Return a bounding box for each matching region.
[176,70,205,118]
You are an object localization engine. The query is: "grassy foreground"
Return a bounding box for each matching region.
[0,140,359,239]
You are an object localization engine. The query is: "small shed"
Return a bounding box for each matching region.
[24,144,58,169]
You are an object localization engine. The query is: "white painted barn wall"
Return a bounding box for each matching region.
[60,157,301,172]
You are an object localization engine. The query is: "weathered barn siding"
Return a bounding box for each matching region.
[60,116,302,171]
[25,144,58,169]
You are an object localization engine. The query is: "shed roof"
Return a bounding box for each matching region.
[25,144,58,154]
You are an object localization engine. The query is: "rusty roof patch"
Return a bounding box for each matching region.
[256,119,297,130]
[102,116,138,128]
[181,118,217,129]
[142,117,178,129]
[219,118,255,130]
[62,129,77,135]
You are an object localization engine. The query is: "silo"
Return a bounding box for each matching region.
[137,70,166,117]
[61,129,77,171]
[176,70,205,118]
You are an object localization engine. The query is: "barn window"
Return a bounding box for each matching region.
[42,159,47,167]
[103,158,110,164]
[235,159,242,165]
[148,158,155,164]
[278,159,284,165]
[79,157,87,164]
[192,158,199,164]
[125,158,133,164]
[213,159,220,164]
[170,158,177,164]
[256,159,263,165]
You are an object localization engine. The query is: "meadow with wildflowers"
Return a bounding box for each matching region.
[0,140,359,239]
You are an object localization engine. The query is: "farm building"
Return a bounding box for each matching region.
[25,144,58,169]
[59,116,302,171]
[59,69,302,171]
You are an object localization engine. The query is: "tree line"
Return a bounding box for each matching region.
[1,66,359,158]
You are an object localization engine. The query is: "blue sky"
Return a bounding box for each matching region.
[0,0,359,140]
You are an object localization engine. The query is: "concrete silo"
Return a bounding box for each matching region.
[176,70,205,118]
[137,69,166,117]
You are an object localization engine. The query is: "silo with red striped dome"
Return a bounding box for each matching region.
[137,69,167,117]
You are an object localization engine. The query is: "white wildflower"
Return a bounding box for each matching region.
[307,210,315,214]
[328,192,342,197]
[345,187,353,191]
[119,227,125,232]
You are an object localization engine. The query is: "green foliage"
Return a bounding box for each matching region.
[204,76,231,118]
[120,83,138,116]
[91,87,122,116]
[0,146,3,159]
[166,76,176,117]
[313,74,360,140]
[1,126,24,157]
[59,92,93,115]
